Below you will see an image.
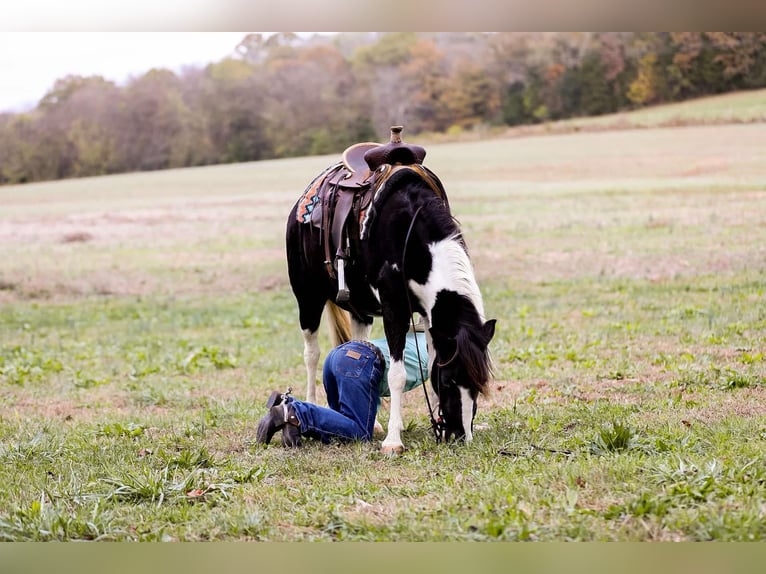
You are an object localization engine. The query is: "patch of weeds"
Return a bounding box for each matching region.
[688,507,766,541]
[605,491,671,520]
[507,343,560,367]
[100,466,237,507]
[182,420,208,438]
[590,420,635,455]
[168,447,215,469]
[216,510,269,539]
[676,306,709,320]
[474,503,535,541]
[724,322,748,337]
[740,351,764,365]
[0,496,120,541]
[102,467,173,506]
[228,466,268,484]
[609,320,640,334]
[674,366,761,391]
[649,457,725,503]
[717,368,760,390]
[0,432,65,465]
[706,333,728,344]
[129,362,162,380]
[0,346,63,385]
[653,351,697,371]
[651,432,702,455]
[96,422,145,438]
[602,368,629,381]
[129,384,170,407]
[72,369,109,389]
[179,346,237,373]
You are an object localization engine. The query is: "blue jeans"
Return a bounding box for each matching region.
[290,341,383,443]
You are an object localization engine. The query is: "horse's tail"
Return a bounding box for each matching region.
[325,301,351,346]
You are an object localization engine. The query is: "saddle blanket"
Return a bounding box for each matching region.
[296,162,342,224]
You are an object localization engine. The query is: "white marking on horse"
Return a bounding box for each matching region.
[422,315,435,374]
[408,235,484,322]
[381,359,407,451]
[302,329,320,403]
[351,317,372,341]
[459,387,474,442]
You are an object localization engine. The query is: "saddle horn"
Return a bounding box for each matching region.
[364,126,426,172]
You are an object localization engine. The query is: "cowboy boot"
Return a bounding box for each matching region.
[256,390,302,447]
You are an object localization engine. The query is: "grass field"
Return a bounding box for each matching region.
[1,121,766,541]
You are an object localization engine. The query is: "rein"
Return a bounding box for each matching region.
[401,205,446,443]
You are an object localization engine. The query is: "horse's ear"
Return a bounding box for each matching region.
[482,319,497,345]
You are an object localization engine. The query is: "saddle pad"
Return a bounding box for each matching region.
[296,162,342,224]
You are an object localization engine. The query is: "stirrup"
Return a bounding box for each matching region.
[336,258,350,303]
[266,387,293,408]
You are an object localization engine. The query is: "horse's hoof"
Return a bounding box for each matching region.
[380,444,404,456]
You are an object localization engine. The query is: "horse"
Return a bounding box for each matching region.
[285,126,496,454]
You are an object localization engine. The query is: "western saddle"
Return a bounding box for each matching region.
[301,126,445,303]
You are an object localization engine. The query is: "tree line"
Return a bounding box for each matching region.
[2,32,765,186]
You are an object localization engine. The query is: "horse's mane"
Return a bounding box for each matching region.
[366,166,459,242]
[456,321,493,396]
[372,165,445,208]
[432,290,493,396]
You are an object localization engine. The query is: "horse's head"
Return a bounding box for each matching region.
[429,316,496,442]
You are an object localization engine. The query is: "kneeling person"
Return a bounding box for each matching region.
[256,332,428,447]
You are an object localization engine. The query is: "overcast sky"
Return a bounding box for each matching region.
[0,33,249,113]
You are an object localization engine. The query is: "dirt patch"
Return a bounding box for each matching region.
[687,387,766,422]
[4,394,153,423]
[60,231,94,243]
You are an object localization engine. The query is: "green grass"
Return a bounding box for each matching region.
[1,122,766,540]
[559,88,766,130]
[502,88,766,139]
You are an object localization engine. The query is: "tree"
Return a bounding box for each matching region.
[261,44,374,156]
[440,61,500,127]
[501,81,527,125]
[398,40,449,133]
[350,33,422,136]
[628,52,663,106]
[577,50,615,116]
[705,32,766,88]
[116,69,204,171]
[195,58,267,163]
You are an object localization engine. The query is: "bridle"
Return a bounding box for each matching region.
[436,345,459,368]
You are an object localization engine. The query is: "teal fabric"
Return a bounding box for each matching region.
[371,332,429,397]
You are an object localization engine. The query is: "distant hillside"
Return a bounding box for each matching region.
[508,88,766,138]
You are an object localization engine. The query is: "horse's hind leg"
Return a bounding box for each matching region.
[295,293,326,404]
[302,328,320,404]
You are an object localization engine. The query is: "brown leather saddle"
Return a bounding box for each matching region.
[304,126,440,303]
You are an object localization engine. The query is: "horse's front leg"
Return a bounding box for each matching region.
[381,356,407,455]
[378,277,410,454]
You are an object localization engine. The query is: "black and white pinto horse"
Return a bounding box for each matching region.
[286,150,496,454]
